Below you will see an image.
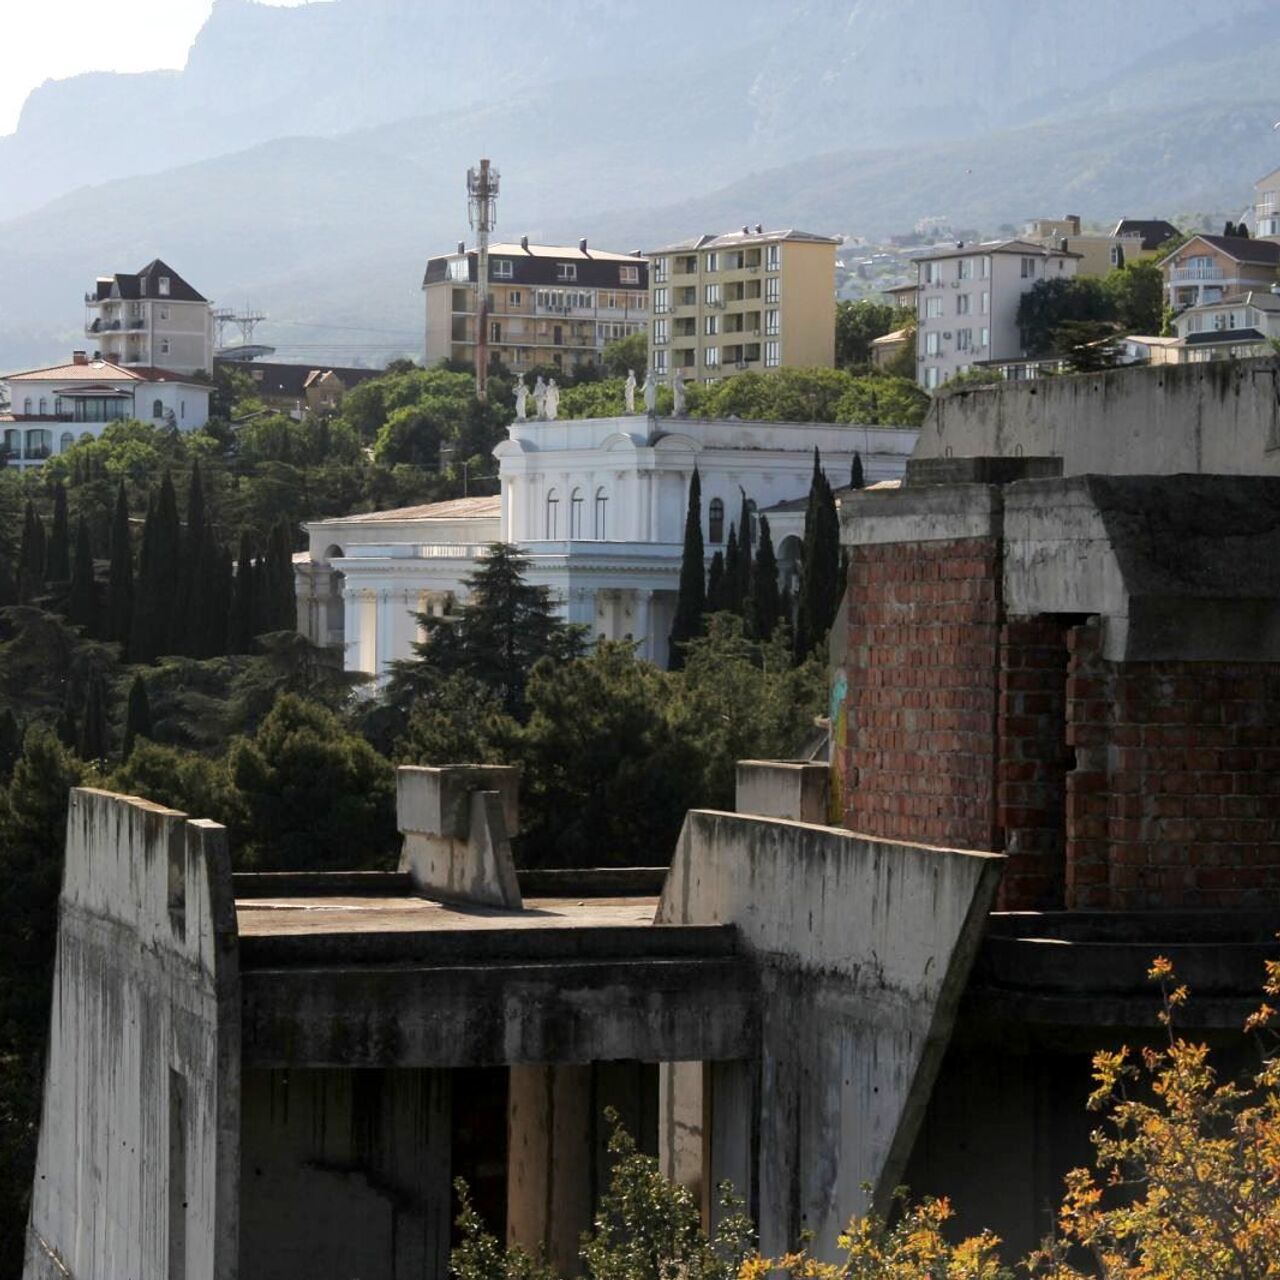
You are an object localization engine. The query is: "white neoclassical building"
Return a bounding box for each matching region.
[295,414,918,676]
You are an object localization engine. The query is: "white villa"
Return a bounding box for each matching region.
[295,414,918,675]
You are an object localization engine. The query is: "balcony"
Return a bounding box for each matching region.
[1168,266,1225,283]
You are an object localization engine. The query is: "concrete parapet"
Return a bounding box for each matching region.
[25,788,240,1280]
[658,810,1003,1255]
[397,765,522,908]
[735,760,830,825]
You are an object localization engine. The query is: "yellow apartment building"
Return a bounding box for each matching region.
[422,237,648,375]
[647,227,838,383]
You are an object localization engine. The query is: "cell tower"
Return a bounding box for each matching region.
[467,158,500,400]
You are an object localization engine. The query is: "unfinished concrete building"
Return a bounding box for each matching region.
[23,386,1280,1277]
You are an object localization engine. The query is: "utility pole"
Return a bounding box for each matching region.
[467,158,500,401]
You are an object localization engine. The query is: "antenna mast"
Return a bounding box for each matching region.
[467,158,500,400]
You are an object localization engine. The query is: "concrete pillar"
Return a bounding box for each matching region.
[658,1062,703,1208]
[634,590,654,661]
[507,1065,594,1276]
[705,1059,757,1233]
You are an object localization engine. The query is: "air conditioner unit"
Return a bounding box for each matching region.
[943,332,953,339]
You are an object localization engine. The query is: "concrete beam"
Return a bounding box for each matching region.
[735,761,829,825]
[657,810,1003,1256]
[397,766,522,908]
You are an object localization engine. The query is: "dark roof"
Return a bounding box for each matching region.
[1184,328,1266,346]
[422,243,648,290]
[219,360,382,399]
[1111,219,1181,251]
[1169,234,1280,267]
[92,259,207,303]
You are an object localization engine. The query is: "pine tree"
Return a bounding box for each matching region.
[17,501,45,603]
[706,551,726,613]
[122,674,152,761]
[668,466,706,670]
[67,515,96,635]
[176,461,206,654]
[794,448,842,661]
[76,670,109,763]
[45,482,70,583]
[1224,220,1236,238]
[230,531,257,653]
[106,481,133,651]
[750,514,782,642]
[723,524,743,614]
[850,451,865,490]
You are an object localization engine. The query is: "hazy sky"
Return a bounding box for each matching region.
[0,0,315,135]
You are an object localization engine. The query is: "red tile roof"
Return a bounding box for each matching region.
[5,359,203,384]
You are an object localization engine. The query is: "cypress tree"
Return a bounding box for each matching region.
[230,531,257,653]
[270,522,297,633]
[106,481,133,651]
[152,472,182,654]
[794,448,841,661]
[130,493,158,662]
[0,707,21,780]
[176,462,206,654]
[723,524,743,614]
[67,515,96,635]
[212,543,233,657]
[45,482,70,583]
[251,552,270,637]
[668,465,705,670]
[17,501,45,603]
[76,670,109,763]
[749,514,782,642]
[706,551,726,613]
[0,551,17,608]
[850,451,865,490]
[122,674,152,761]
[735,489,754,609]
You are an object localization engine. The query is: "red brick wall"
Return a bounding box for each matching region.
[996,618,1071,910]
[1065,623,1280,910]
[843,537,1001,849]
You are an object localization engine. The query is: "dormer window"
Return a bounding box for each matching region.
[620,265,639,284]
[556,263,577,282]
[158,277,171,296]
[493,259,514,279]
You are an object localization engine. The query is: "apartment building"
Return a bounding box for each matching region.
[914,240,1079,388]
[422,238,648,375]
[84,259,214,375]
[1024,215,1149,276]
[1254,167,1280,239]
[646,227,838,383]
[1160,234,1280,311]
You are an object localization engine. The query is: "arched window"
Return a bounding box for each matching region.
[569,488,584,539]
[153,398,164,419]
[22,397,31,416]
[708,497,725,544]
[37,397,47,416]
[594,487,609,539]
[25,429,51,460]
[545,489,559,539]
[2,429,19,458]
[59,432,75,454]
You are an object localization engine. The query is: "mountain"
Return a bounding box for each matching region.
[1,0,1278,369]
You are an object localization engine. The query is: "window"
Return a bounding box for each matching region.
[25,429,51,460]
[765,276,780,303]
[60,432,75,453]
[2,429,18,457]
[180,401,186,420]
[925,366,940,389]
[509,290,522,306]
[704,346,720,368]
[654,257,670,283]
[594,487,608,539]
[556,262,577,281]
[980,327,989,348]
[493,258,513,278]
[981,291,990,314]
[705,314,719,336]
[158,276,171,296]
[654,287,669,314]
[924,297,943,319]
[153,398,164,419]
[22,397,31,415]
[926,332,942,355]
[765,244,780,270]
[764,340,780,368]
[570,488,584,538]
[765,308,780,336]
[37,397,47,416]
[709,497,725,544]
[620,264,639,284]
[704,252,719,273]
[653,318,669,345]
[980,257,990,279]
[448,258,469,282]
[956,328,973,351]
[545,490,560,539]
[957,293,971,315]
[654,348,669,374]
[957,258,973,280]
[160,338,171,355]
[705,283,721,306]
[160,306,170,320]
[923,260,940,284]
[1020,256,1037,278]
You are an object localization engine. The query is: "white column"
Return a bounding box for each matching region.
[634,589,654,661]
